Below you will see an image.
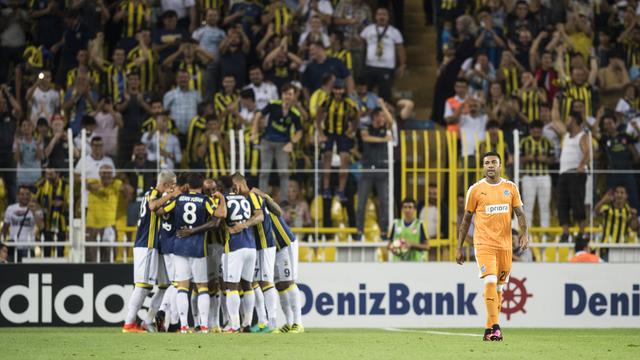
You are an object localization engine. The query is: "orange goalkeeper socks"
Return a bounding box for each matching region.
[497,290,503,314]
[484,282,499,328]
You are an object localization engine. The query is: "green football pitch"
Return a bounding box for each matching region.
[1,328,639,359]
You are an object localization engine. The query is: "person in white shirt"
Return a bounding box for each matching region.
[246,66,279,110]
[418,184,442,239]
[458,98,488,157]
[74,136,116,208]
[91,97,123,158]
[163,69,202,135]
[192,8,226,100]
[359,7,405,101]
[238,88,258,128]
[141,112,182,170]
[2,186,44,262]
[26,69,60,123]
[298,14,331,51]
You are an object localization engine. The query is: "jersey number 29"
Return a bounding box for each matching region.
[228,198,251,222]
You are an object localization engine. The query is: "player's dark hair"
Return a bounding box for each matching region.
[574,234,589,252]
[187,173,204,189]
[482,151,502,164]
[218,176,233,192]
[176,172,188,186]
[401,198,417,208]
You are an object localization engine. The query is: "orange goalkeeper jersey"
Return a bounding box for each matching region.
[464,178,523,250]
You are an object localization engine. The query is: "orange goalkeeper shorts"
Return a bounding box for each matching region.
[475,247,512,284]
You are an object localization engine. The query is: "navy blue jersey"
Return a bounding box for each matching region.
[165,192,216,258]
[134,188,161,249]
[270,213,296,250]
[158,209,176,255]
[223,193,260,252]
[253,194,276,250]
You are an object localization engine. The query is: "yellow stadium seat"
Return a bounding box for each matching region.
[316,246,336,262]
[298,246,315,262]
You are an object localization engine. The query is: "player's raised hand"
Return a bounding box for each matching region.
[455,248,465,265]
[518,231,529,251]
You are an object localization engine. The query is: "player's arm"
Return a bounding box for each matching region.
[177,217,222,238]
[212,192,227,218]
[513,206,529,251]
[456,211,474,265]
[229,193,264,234]
[150,187,181,212]
[250,187,282,217]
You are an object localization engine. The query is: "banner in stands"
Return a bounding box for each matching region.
[0,263,638,327]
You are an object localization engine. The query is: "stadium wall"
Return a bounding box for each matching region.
[1,264,638,328]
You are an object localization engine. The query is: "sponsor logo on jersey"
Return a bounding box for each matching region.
[485,204,509,214]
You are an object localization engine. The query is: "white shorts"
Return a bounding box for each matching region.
[163,254,175,282]
[254,247,276,283]
[274,241,299,283]
[222,248,256,283]
[173,255,208,284]
[133,247,169,286]
[207,243,224,280]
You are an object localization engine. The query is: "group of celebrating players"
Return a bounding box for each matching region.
[122,170,302,334]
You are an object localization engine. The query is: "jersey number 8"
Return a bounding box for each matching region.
[183,202,197,225]
[228,198,251,222]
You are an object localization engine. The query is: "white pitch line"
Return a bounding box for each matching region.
[383,327,482,337]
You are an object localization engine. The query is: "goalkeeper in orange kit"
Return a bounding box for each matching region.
[456,152,529,341]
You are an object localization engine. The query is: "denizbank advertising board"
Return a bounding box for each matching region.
[0,263,638,327]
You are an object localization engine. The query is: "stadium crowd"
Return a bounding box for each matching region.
[0,0,407,261]
[0,0,639,263]
[432,0,640,256]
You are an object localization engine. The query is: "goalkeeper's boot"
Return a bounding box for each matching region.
[289,324,305,334]
[490,324,503,341]
[483,328,492,341]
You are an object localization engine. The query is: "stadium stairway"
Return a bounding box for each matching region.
[393,0,438,121]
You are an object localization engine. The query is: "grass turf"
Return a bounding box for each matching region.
[1,328,639,359]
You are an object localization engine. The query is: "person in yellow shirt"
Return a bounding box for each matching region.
[86,164,133,262]
[456,151,529,342]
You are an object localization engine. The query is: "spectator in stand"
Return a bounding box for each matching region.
[598,53,630,107]
[598,112,640,210]
[615,84,639,122]
[29,0,65,50]
[92,97,123,158]
[51,11,90,85]
[26,69,59,123]
[316,79,359,203]
[34,167,68,257]
[360,7,405,102]
[114,0,152,42]
[505,1,537,42]
[62,73,98,135]
[14,119,43,187]
[387,198,429,262]
[333,0,372,77]
[475,9,506,68]
[196,115,228,179]
[126,28,159,94]
[160,0,197,34]
[418,183,448,240]
[457,97,488,159]
[558,112,590,242]
[252,83,303,203]
[0,0,30,84]
[462,52,496,96]
[153,10,188,67]
[520,120,554,231]
[282,179,312,228]
[246,65,279,111]
[2,186,44,262]
[595,186,639,246]
[530,32,558,101]
[65,49,100,92]
[298,14,330,53]
[297,0,333,33]
[355,77,379,125]
[116,71,152,166]
[86,164,133,262]
[0,243,7,263]
[0,85,20,204]
[163,40,213,97]
[219,26,250,87]
[192,8,226,99]
[263,37,304,92]
[214,74,240,132]
[569,236,602,263]
[512,228,533,262]
[142,112,182,170]
[223,0,264,36]
[443,78,469,132]
[302,41,353,96]
[74,136,116,209]
[43,115,70,171]
[356,100,393,241]
[163,69,202,140]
